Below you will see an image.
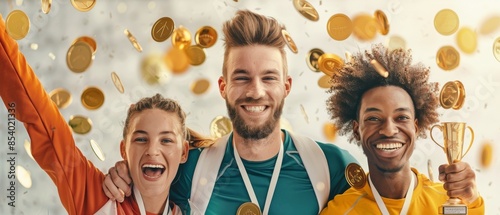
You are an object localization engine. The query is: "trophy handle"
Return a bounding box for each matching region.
[462,126,475,157]
[430,124,444,150]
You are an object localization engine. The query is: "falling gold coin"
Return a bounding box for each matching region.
[434,9,459,36]
[71,0,96,12]
[318,53,344,77]
[185,45,206,66]
[210,116,233,138]
[66,41,93,73]
[90,139,105,161]
[41,0,52,14]
[352,13,378,41]
[456,27,477,54]
[427,159,434,182]
[323,122,337,141]
[151,17,175,42]
[16,165,32,189]
[81,87,105,110]
[124,29,143,52]
[439,81,460,109]
[171,26,192,50]
[24,139,34,160]
[452,80,466,110]
[385,35,406,51]
[436,46,460,71]
[49,88,72,109]
[5,10,30,40]
[292,0,319,21]
[345,163,366,189]
[190,78,210,95]
[141,53,172,84]
[479,16,500,35]
[111,72,125,93]
[480,142,493,168]
[164,46,190,74]
[493,37,500,62]
[68,115,92,134]
[306,48,324,72]
[374,10,389,35]
[282,29,298,54]
[370,59,389,78]
[327,13,353,41]
[195,26,218,48]
[72,36,97,54]
[318,75,332,89]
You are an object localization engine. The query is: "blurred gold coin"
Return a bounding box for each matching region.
[434,9,459,36]
[66,41,93,73]
[323,122,337,142]
[72,36,97,54]
[456,27,477,54]
[345,163,366,189]
[385,35,406,51]
[452,80,465,110]
[141,54,172,84]
[318,75,332,89]
[111,72,125,93]
[480,142,493,168]
[124,29,143,52]
[5,10,30,40]
[427,159,434,182]
[374,10,389,35]
[195,26,218,48]
[81,87,105,110]
[68,115,92,135]
[71,0,96,12]
[370,59,389,78]
[171,26,192,50]
[185,45,206,66]
[479,16,500,35]
[306,48,324,72]
[318,53,344,77]
[151,17,174,42]
[16,165,32,188]
[190,78,210,95]
[210,116,233,138]
[327,13,353,41]
[493,37,500,62]
[164,46,190,74]
[90,139,105,161]
[282,29,298,54]
[352,13,378,41]
[292,0,319,21]
[41,0,52,14]
[49,88,72,109]
[436,46,460,71]
[439,81,460,109]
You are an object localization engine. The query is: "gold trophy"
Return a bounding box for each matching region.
[430,122,474,215]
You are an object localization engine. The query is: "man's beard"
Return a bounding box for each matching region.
[226,97,284,140]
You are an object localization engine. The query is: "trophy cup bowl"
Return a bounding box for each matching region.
[430,122,474,215]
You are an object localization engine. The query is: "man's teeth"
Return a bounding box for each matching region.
[245,106,265,112]
[142,164,165,169]
[376,143,403,150]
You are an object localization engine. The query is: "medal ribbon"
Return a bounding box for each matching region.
[368,172,415,215]
[233,139,284,215]
[134,185,172,215]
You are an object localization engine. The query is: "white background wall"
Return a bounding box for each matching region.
[0,0,499,214]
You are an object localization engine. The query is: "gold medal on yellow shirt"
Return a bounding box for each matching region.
[236,202,261,215]
[345,163,366,189]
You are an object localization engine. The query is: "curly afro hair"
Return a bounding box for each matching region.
[326,44,440,146]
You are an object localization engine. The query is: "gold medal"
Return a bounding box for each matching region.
[41,0,52,14]
[345,163,366,189]
[185,45,206,66]
[6,10,30,40]
[124,29,143,52]
[436,46,460,71]
[81,87,105,110]
[434,9,459,36]
[171,26,192,50]
[72,36,97,55]
[318,53,344,77]
[49,88,72,109]
[456,27,477,54]
[151,17,175,42]
[66,41,93,73]
[68,115,92,135]
[90,139,105,161]
[281,29,298,54]
[323,122,337,142]
[71,0,96,12]
[190,78,210,95]
[195,26,218,48]
[374,10,389,35]
[327,13,353,41]
[210,116,233,138]
[307,48,324,72]
[352,13,378,41]
[236,202,261,215]
[439,81,460,109]
[292,0,319,21]
[111,72,125,93]
[493,37,500,62]
[452,80,465,110]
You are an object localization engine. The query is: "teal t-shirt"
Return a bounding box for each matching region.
[170,130,357,215]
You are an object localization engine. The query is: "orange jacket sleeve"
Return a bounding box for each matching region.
[0,15,109,215]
